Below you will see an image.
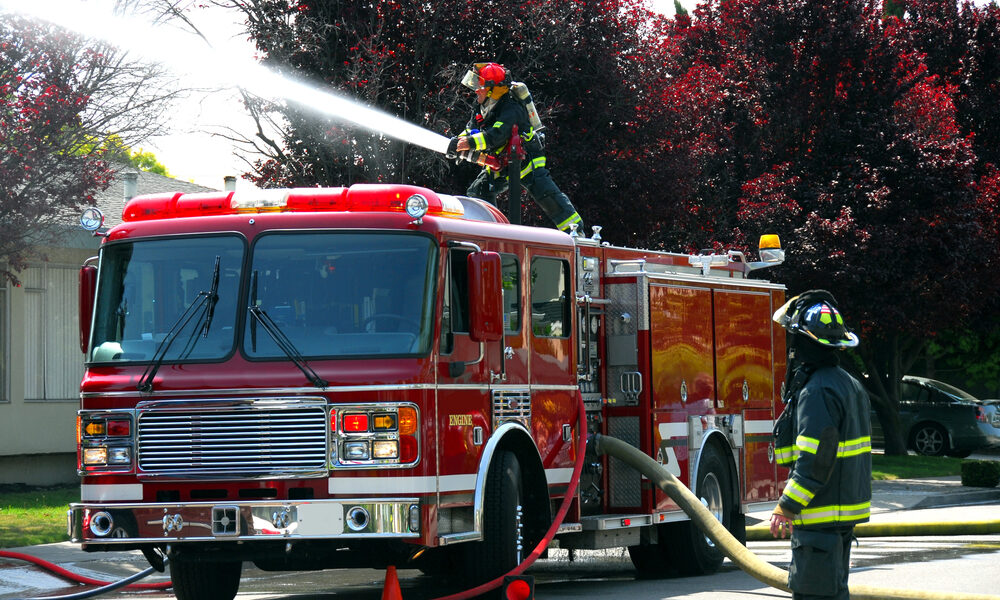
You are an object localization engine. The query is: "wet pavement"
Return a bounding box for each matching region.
[3,476,1000,599]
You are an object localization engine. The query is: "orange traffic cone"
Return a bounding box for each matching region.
[381,565,402,600]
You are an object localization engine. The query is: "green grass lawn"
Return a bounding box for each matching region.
[871,452,964,480]
[0,485,79,548]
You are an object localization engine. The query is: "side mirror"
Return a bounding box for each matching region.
[468,251,503,343]
[79,264,97,354]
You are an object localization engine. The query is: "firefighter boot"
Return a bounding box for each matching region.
[534,190,583,234]
[525,168,583,233]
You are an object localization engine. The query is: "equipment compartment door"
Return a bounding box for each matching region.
[649,283,714,506]
[713,289,777,502]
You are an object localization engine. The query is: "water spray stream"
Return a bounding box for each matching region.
[0,0,452,155]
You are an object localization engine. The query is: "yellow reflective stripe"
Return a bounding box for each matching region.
[557,212,582,232]
[471,132,487,151]
[519,156,546,178]
[795,434,819,455]
[838,436,872,458]
[797,501,871,525]
[492,121,504,128]
[775,445,796,465]
[783,479,815,505]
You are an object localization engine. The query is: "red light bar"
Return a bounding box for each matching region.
[122,192,183,222]
[120,184,467,223]
[173,192,235,217]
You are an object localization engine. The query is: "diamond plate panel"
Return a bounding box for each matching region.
[608,416,641,508]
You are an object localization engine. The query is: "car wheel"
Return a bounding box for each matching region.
[912,423,948,457]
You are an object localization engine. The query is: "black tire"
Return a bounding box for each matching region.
[170,557,242,600]
[627,526,679,579]
[457,450,523,586]
[665,443,733,576]
[912,423,948,456]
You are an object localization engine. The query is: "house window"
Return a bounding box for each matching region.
[24,264,82,401]
[0,278,6,402]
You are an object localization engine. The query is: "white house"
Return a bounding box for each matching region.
[0,168,226,485]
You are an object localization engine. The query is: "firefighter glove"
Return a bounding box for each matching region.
[445,136,460,159]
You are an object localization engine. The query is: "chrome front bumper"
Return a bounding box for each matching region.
[69,498,420,544]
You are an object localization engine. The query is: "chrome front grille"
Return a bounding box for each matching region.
[137,400,328,477]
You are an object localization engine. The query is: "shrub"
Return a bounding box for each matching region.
[960,460,1000,488]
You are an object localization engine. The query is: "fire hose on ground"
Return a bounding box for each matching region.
[3,409,999,600]
[592,433,1000,600]
[0,549,170,599]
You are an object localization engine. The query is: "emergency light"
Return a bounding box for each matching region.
[121,185,465,222]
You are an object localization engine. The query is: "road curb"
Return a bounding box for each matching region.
[912,488,1000,509]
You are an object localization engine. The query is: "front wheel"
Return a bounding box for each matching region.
[170,557,241,600]
[456,450,523,587]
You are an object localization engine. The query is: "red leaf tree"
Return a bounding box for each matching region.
[231,0,651,228]
[0,15,180,284]
[643,0,1000,453]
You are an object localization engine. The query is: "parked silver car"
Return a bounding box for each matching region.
[871,376,1000,457]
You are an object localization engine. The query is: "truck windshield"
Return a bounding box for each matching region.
[244,232,436,359]
[89,235,245,363]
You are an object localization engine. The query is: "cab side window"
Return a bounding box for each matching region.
[440,248,471,353]
[502,253,520,333]
[530,257,570,338]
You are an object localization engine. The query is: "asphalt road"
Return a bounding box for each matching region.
[4,503,999,600]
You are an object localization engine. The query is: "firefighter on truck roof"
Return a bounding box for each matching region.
[770,289,873,600]
[446,62,584,233]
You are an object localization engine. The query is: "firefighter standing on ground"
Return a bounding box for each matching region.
[770,290,873,600]
[446,62,583,233]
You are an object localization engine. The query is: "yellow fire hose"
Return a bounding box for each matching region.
[592,434,1000,600]
[748,519,1000,541]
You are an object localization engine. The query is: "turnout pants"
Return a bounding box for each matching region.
[788,527,855,600]
[466,166,582,232]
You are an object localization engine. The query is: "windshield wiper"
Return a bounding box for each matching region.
[137,256,221,393]
[248,270,328,388]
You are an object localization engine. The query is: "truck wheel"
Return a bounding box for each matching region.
[170,557,242,600]
[667,443,732,576]
[627,527,679,579]
[912,423,947,456]
[459,450,523,586]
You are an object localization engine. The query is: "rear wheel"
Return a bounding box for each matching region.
[627,526,679,578]
[457,450,523,587]
[170,557,241,600]
[666,443,733,576]
[912,423,948,456]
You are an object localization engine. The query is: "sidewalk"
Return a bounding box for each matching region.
[872,475,1000,512]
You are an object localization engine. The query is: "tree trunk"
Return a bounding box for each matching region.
[858,332,925,456]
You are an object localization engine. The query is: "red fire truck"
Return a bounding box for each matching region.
[70,184,787,600]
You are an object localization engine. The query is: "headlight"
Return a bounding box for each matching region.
[83,447,108,466]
